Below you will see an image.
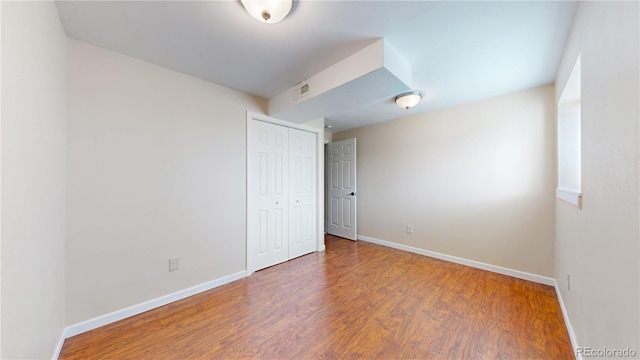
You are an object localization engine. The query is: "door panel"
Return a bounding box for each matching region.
[289,128,317,259]
[330,197,339,225]
[248,121,289,271]
[342,198,352,228]
[326,139,357,240]
[342,160,352,189]
[258,210,268,254]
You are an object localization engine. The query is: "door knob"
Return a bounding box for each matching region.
[350,192,355,196]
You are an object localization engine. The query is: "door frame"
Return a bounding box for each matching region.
[246,111,325,275]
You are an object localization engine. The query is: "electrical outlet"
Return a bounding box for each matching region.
[406,225,413,234]
[566,272,571,291]
[169,257,179,272]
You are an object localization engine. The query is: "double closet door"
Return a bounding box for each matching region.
[248,119,317,272]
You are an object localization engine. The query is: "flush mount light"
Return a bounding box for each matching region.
[395,91,424,109]
[240,0,293,24]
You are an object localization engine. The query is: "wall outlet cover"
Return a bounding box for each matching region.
[169,257,179,272]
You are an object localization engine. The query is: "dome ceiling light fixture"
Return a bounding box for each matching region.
[240,0,293,24]
[395,91,424,110]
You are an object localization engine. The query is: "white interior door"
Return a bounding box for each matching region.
[288,128,317,259]
[248,120,289,271]
[327,138,357,240]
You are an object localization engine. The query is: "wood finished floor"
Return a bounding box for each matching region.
[60,235,574,359]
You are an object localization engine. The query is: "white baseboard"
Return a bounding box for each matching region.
[53,331,66,360]
[554,281,581,360]
[357,235,555,286]
[54,270,247,359]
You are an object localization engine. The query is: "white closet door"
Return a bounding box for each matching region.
[248,120,289,271]
[288,128,317,259]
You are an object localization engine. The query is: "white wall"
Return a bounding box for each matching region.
[1,1,68,358]
[66,40,266,324]
[555,1,639,352]
[333,85,556,277]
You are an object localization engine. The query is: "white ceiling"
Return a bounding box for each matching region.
[55,0,577,133]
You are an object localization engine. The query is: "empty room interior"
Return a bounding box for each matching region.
[1,0,639,359]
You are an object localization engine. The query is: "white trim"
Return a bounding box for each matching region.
[247,111,321,134]
[53,332,66,360]
[554,281,582,360]
[315,122,325,254]
[59,271,246,346]
[556,188,582,208]
[357,235,555,286]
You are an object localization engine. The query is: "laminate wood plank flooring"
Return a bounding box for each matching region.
[60,235,574,359]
